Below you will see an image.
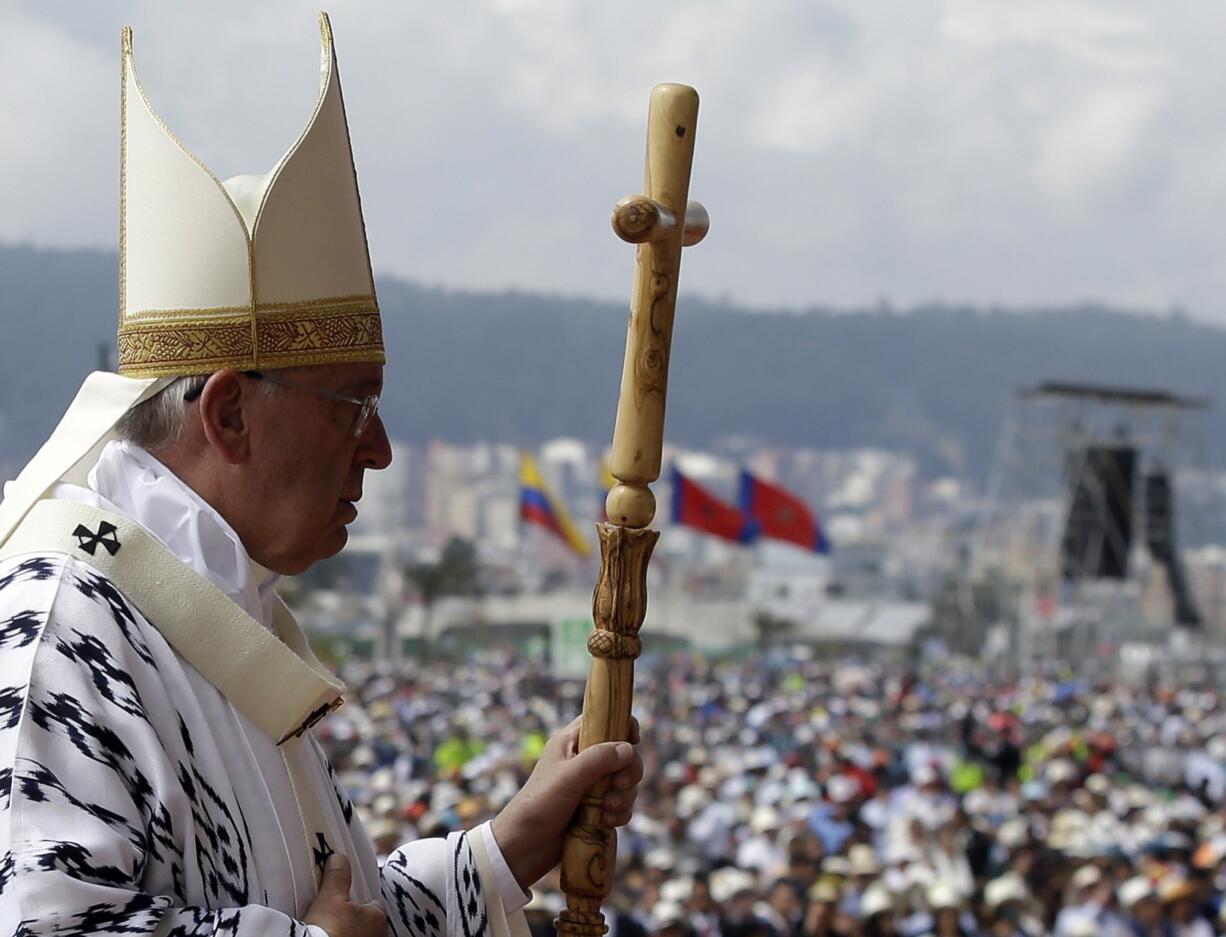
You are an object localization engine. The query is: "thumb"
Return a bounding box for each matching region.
[565,740,634,791]
[317,853,353,900]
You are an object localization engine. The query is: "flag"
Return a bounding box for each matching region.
[739,470,830,553]
[520,453,591,556]
[671,466,758,543]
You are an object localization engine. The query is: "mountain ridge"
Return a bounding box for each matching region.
[1,243,1221,484]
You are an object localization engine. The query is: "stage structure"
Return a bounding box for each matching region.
[964,380,1213,663]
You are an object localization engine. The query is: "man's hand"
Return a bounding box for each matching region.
[492,715,644,890]
[305,854,389,937]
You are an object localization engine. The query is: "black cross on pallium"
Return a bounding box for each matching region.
[313,832,336,873]
[72,521,121,557]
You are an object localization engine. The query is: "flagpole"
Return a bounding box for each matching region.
[556,84,707,937]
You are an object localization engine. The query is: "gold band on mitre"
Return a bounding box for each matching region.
[118,12,384,377]
[117,297,384,377]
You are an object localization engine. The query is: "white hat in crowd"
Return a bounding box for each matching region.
[984,874,1028,909]
[859,883,893,919]
[1068,865,1102,891]
[926,881,961,911]
[1118,876,1155,909]
[849,844,882,877]
[827,775,858,803]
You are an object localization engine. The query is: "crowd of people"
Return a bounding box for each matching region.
[316,649,1226,937]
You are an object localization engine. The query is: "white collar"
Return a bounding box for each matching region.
[56,440,279,627]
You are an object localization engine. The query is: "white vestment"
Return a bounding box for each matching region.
[0,441,527,936]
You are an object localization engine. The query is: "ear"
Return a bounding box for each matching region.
[197,370,251,464]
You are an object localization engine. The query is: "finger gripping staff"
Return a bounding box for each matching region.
[555,82,707,937]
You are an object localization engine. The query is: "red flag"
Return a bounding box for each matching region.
[739,470,830,553]
[671,466,758,543]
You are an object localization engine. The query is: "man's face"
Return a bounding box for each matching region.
[241,361,391,574]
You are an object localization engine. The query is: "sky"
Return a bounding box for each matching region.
[6,1,1226,318]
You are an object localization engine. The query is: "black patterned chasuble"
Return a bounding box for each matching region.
[0,552,488,936]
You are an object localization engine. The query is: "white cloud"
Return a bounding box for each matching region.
[1032,81,1165,211]
[7,0,1226,319]
[0,10,114,244]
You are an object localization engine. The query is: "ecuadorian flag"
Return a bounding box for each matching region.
[520,453,591,556]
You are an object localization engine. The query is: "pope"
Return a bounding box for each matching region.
[0,15,642,937]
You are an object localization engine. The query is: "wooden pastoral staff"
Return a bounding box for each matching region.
[555,83,709,937]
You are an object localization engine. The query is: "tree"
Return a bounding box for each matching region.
[402,537,481,658]
[751,611,795,649]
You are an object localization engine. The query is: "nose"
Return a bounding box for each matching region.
[356,413,393,470]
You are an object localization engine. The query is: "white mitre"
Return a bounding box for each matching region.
[119,12,381,376]
[0,13,383,546]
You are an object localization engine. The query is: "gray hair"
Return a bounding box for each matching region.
[115,375,209,452]
[114,371,278,452]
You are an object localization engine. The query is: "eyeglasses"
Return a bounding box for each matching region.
[182,370,380,438]
[242,371,380,438]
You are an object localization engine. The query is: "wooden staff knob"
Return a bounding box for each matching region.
[611,197,709,247]
[682,200,709,247]
[611,196,671,243]
[605,483,656,529]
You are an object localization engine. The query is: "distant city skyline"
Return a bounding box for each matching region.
[355,435,930,557]
[320,434,1226,640]
[7,2,1226,319]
